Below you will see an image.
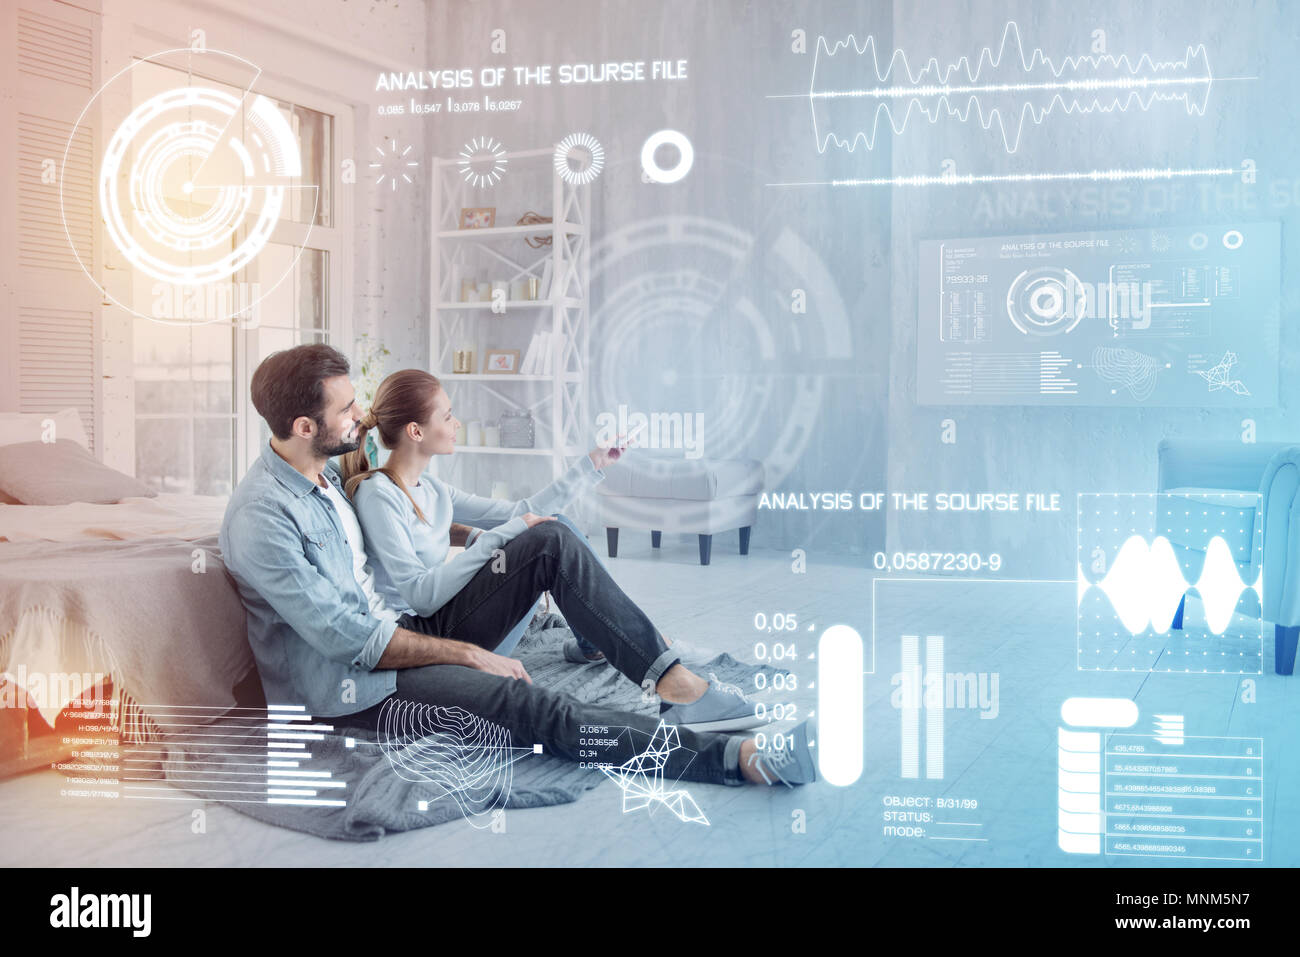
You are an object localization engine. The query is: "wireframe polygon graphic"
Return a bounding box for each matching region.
[1191,351,1251,396]
[377,699,527,827]
[1076,493,1263,674]
[599,722,709,825]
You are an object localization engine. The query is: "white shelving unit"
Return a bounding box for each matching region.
[428,147,591,488]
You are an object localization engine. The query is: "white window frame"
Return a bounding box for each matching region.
[233,76,353,479]
[114,36,354,490]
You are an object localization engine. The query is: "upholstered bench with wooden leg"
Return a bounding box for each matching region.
[595,456,764,565]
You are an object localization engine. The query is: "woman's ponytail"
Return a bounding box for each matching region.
[339,409,379,495]
[341,370,441,524]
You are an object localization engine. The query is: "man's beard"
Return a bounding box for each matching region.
[312,419,360,458]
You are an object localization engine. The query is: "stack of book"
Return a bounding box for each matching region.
[519,331,556,375]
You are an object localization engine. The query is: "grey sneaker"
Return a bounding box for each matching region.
[660,673,769,733]
[748,719,817,787]
[562,638,607,665]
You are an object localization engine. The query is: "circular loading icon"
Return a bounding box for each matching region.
[63,48,317,324]
[370,139,420,192]
[554,133,605,185]
[458,137,508,188]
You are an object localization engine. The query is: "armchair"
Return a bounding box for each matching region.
[1157,439,1300,675]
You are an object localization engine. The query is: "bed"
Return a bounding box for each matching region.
[0,411,253,777]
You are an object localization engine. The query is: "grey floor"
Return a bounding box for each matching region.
[1,531,1294,867]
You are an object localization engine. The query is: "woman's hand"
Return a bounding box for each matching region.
[589,445,625,470]
[520,512,555,529]
[464,645,532,683]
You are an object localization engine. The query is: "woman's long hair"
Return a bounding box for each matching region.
[340,369,442,523]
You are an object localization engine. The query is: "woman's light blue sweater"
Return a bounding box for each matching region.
[352,455,604,616]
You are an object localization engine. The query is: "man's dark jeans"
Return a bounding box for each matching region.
[337,522,745,785]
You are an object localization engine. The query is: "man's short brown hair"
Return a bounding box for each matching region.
[250,344,351,440]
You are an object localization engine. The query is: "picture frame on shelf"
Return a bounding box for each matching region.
[459,207,496,229]
[483,349,520,374]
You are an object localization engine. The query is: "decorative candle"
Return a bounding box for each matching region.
[483,425,500,447]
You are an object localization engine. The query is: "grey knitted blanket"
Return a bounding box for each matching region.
[161,614,771,841]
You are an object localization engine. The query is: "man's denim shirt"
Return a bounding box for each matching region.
[219,442,397,717]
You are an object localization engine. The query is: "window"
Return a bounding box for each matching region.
[129,59,350,495]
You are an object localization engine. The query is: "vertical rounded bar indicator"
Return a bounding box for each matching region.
[1056,697,1138,855]
[817,624,864,786]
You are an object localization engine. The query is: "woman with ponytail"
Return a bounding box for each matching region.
[345,368,616,665]
[345,369,768,735]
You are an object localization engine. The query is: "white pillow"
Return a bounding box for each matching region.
[0,408,89,450]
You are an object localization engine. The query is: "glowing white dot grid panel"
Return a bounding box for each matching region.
[1076,492,1263,674]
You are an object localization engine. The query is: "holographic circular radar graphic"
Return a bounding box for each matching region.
[99,86,299,286]
[589,215,849,532]
[61,48,318,325]
[1005,266,1088,336]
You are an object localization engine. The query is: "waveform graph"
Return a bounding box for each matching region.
[769,22,1240,189]
[1076,493,1263,674]
[808,20,1214,156]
